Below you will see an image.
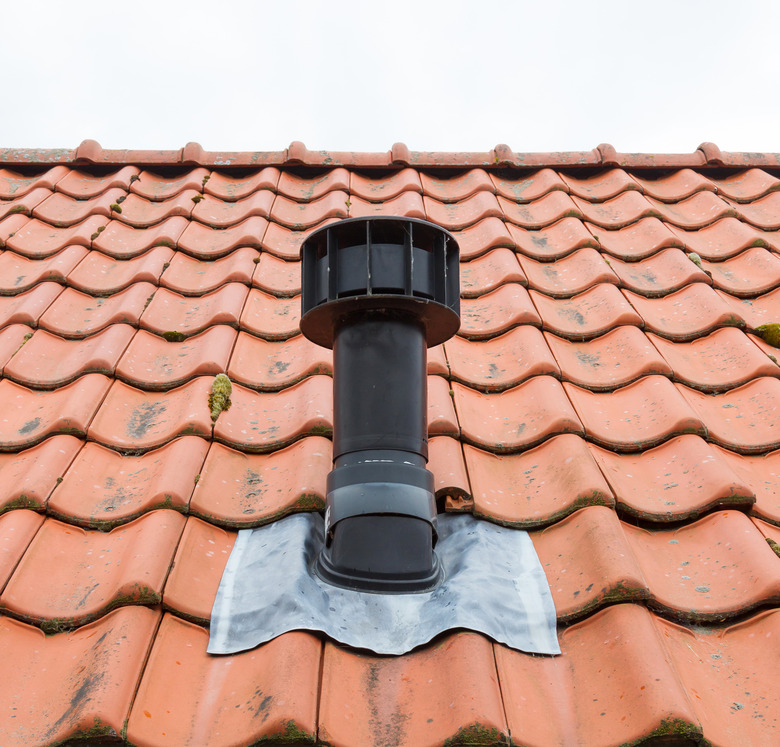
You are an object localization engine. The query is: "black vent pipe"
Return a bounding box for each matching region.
[300,216,460,592]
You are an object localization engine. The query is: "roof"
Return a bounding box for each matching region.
[0,141,779,746]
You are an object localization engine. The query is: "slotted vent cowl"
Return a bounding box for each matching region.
[301,216,460,592]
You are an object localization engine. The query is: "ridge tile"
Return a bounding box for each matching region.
[590,435,755,522]
[0,509,186,627]
[518,247,618,297]
[0,435,82,513]
[127,616,320,747]
[190,437,329,527]
[591,216,682,260]
[4,325,135,388]
[67,245,173,296]
[458,283,540,339]
[464,434,614,527]
[48,437,208,527]
[319,632,507,747]
[545,325,672,390]
[116,326,237,390]
[0,607,160,746]
[0,374,111,450]
[93,216,188,258]
[453,376,583,452]
[5,215,108,257]
[564,375,705,451]
[531,283,642,340]
[0,245,88,294]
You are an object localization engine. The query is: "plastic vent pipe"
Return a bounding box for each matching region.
[300,216,460,592]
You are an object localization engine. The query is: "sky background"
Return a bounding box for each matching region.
[3,0,778,155]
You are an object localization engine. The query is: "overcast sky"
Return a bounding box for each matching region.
[3,1,778,155]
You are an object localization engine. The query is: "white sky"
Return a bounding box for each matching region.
[3,0,779,155]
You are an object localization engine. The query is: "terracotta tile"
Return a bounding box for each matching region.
[252,252,300,296]
[0,186,52,220]
[39,282,155,338]
[648,192,737,228]
[347,190,426,220]
[564,375,705,451]
[428,436,471,504]
[0,509,185,626]
[748,330,780,366]
[319,632,507,747]
[490,168,567,202]
[546,325,671,390]
[350,168,422,201]
[572,191,659,228]
[270,190,349,229]
[499,190,581,229]
[676,378,780,454]
[227,332,331,391]
[649,327,779,392]
[68,245,173,295]
[112,190,197,228]
[531,283,642,340]
[624,510,780,621]
[5,215,108,257]
[0,375,111,450]
[560,168,640,201]
[420,168,494,202]
[239,288,300,340]
[278,168,350,201]
[48,437,208,527]
[89,378,214,451]
[591,216,682,260]
[130,168,210,200]
[190,437,329,527]
[508,216,598,260]
[128,616,320,746]
[464,434,614,526]
[717,286,779,329]
[701,246,780,297]
[0,509,44,592]
[116,326,236,390]
[623,283,743,340]
[658,609,780,745]
[214,376,331,452]
[450,216,514,260]
[714,446,780,525]
[262,218,338,261]
[591,435,755,523]
[428,343,449,376]
[0,435,82,513]
[729,191,780,229]
[93,215,188,258]
[0,281,62,327]
[667,216,770,260]
[0,607,159,746]
[428,375,460,437]
[709,168,780,202]
[607,247,711,297]
[496,604,701,746]
[753,516,780,545]
[0,324,32,371]
[0,245,87,293]
[0,213,30,247]
[425,191,503,230]
[204,167,280,201]
[453,376,583,452]
[532,505,647,621]
[177,214,268,259]
[55,165,140,198]
[141,284,248,337]
[518,247,618,297]
[5,325,135,388]
[631,168,716,202]
[160,246,257,295]
[0,165,68,198]
[32,188,125,227]
[459,248,525,297]
[191,189,274,228]
[458,283,540,339]
[446,326,559,391]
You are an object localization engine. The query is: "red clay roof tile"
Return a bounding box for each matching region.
[93,215,187,258]
[204,166,280,201]
[606,247,711,296]
[517,246,618,297]
[591,216,681,260]
[130,168,210,201]
[458,283,540,339]
[631,168,716,202]
[160,246,258,296]
[54,166,139,199]
[508,215,597,259]
[350,168,422,201]
[0,245,87,293]
[67,245,172,295]
[0,165,68,198]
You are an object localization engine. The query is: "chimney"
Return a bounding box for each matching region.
[301,216,460,592]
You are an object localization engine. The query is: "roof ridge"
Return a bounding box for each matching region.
[2,140,780,169]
